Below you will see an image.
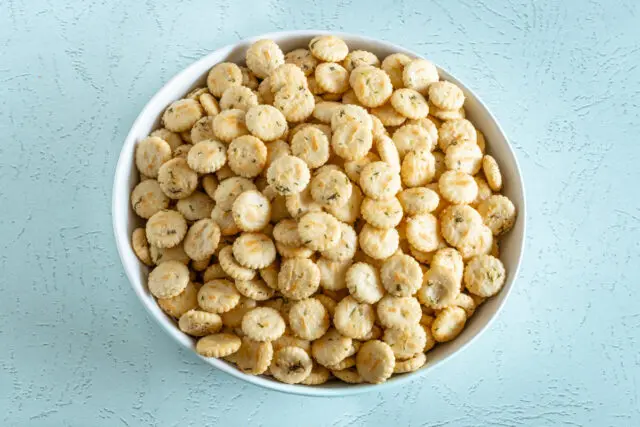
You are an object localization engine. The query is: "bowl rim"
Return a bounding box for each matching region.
[112,29,527,397]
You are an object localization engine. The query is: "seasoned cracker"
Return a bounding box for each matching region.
[428,81,465,111]
[438,118,477,152]
[258,261,280,290]
[135,136,172,178]
[313,101,342,124]
[438,170,478,204]
[477,195,516,236]
[210,206,240,236]
[197,279,241,314]
[291,125,330,169]
[276,241,314,259]
[471,176,492,208]
[220,297,258,328]
[358,223,399,260]
[325,183,363,224]
[235,278,274,301]
[463,254,506,297]
[173,144,193,160]
[375,135,401,172]
[148,260,190,299]
[370,102,407,127]
[315,62,350,94]
[330,104,373,131]
[311,328,353,367]
[199,92,221,117]
[431,247,464,284]
[402,59,439,95]
[401,149,436,187]
[273,218,303,246]
[179,309,223,336]
[274,85,315,123]
[317,257,352,291]
[213,109,249,143]
[398,187,439,215]
[334,296,375,339]
[406,213,441,252]
[383,324,426,359]
[309,35,349,62]
[218,245,256,280]
[246,39,285,79]
[146,209,187,249]
[288,298,330,340]
[190,116,216,144]
[351,66,393,108]
[417,266,460,309]
[344,152,380,183]
[320,222,357,261]
[377,295,422,329]
[300,364,331,385]
[196,333,241,358]
[214,176,257,211]
[227,135,267,178]
[440,204,483,247]
[150,242,190,265]
[285,48,319,76]
[187,139,227,174]
[359,161,401,200]
[232,232,276,269]
[176,191,215,221]
[157,280,199,318]
[360,197,403,229]
[390,88,429,119]
[183,219,221,261]
[257,77,275,105]
[235,337,274,375]
[269,63,308,94]
[310,168,352,208]
[331,123,373,161]
[445,142,483,175]
[132,228,153,266]
[278,258,321,300]
[266,154,310,196]
[431,306,467,342]
[231,189,271,232]
[207,62,242,97]
[345,262,384,304]
[482,155,502,191]
[271,346,313,384]
[381,53,412,89]
[239,65,259,89]
[219,86,259,112]
[298,211,341,251]
[392,124,435,159]
[241,307,285,341]
[332,368,363,383]
[394,352,426,373]
[380,253,423,297]
[162,98,204,132]
[131,179,170,219]
[150,128,183,152]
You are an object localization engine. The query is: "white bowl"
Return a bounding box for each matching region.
[112,30,526,397]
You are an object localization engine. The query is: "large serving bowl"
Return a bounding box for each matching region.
[112,30,526,397]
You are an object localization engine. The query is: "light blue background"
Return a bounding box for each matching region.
[1,0,639,425]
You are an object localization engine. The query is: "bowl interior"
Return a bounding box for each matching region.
[112,30,526,397]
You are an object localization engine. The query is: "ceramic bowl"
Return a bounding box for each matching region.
[112,30,526,397]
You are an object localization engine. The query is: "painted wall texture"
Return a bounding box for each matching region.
[1,0,639,425]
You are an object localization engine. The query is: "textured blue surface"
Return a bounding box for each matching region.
[1,0,639,425]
